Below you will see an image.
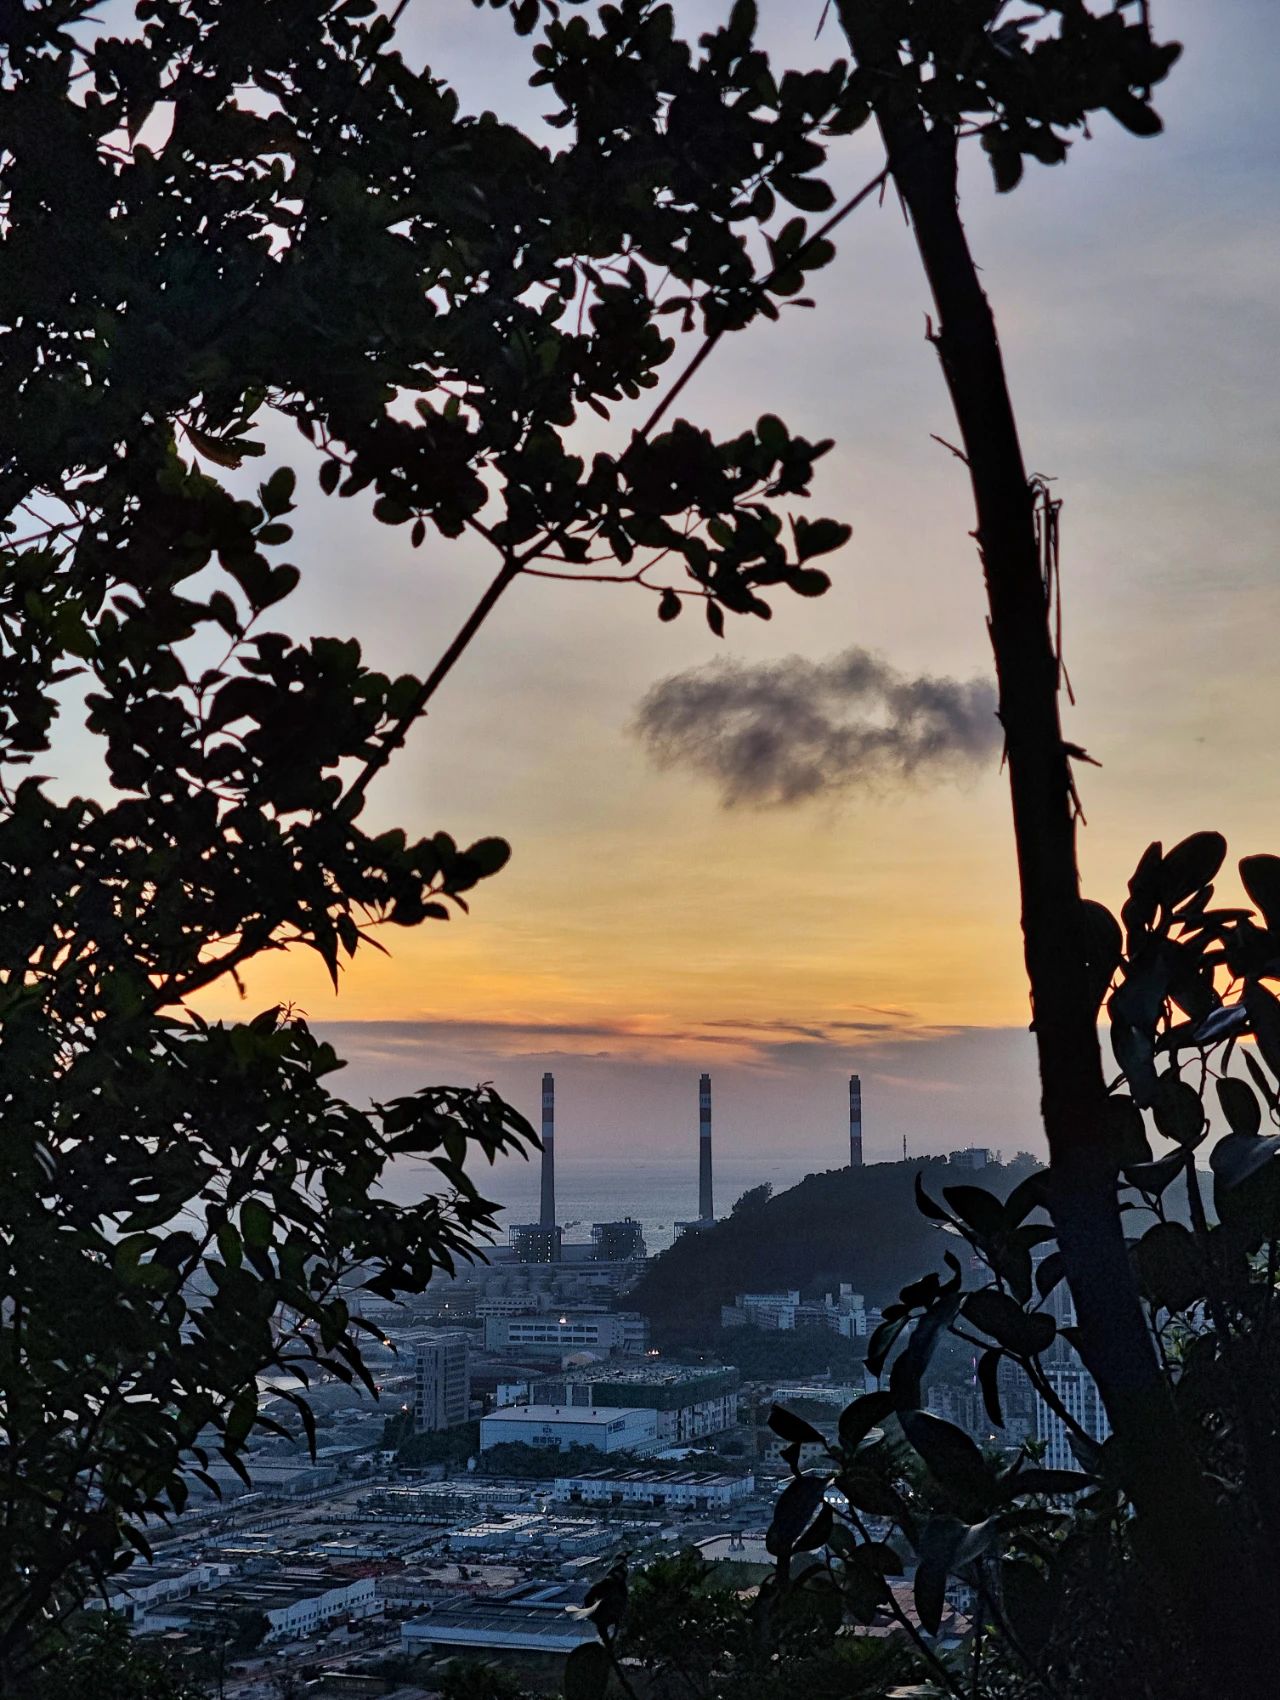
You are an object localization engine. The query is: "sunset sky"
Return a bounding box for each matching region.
[192,1,1280,1170]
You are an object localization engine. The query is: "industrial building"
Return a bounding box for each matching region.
[148,1572,378,1643]
[481,1309,648,1357]
[531,1364,739,1446]
[591,1218,646,1261]
[552,1467,755,1513]
[507,1222,564,1264]
[413,1332,471,1432]
[479,1403,659,1455]
[401,1581,597,1675]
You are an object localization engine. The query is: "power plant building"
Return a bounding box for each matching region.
[590,1219,646,1262]
[508,1223,563,1264]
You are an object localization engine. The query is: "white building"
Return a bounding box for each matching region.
[414,1332,471,1432]
[531,1365,739,1445]
[553,1467,754,1512]
[720,1291,801,1330]
[1034,1365,1111,1471]
[720,1286,866,1338]
[482,1311,648,1357]
[479,1403,658,1455]
[263,1575,377,1642]
[144,1574,377,1643]
[92,1563,231,1623]
[477,1294,545,1318]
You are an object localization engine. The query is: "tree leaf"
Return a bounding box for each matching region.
[1136,1221,1204,1312]
[962,1288,1055,1358]
[1217,1076,1262,1138]
[899,1409,993,1501]
[1158,831,1226,909]
[1240,854,1280,936]
[1210,1133,1280,1191]
[768,1404,827,1447]
[838,1390,896,1454]
[564,1641,612,1700]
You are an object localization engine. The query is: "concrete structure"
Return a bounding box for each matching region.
[508,1222,563,1264]
[721,1287,866,1338]
[849,1073,864,1167]
[1035,1365,1111,1471]
[482,1309,648,1358]
[699,1070,713,1222]
[591,1218,646,1261]
[553,1467,754,1512]
[477,1293,546,1318]
[722,1290,801,1330]
[540,1070,556,1230]
[479,1403,659,1454]
[93,1563,230,1624]
[413,1332,470,1433]
[927,1382,984,1438]
[172,1573,377,1643]
[948,1147,994,1170]
[531,1364,739,1446]
[190,1458,340,1500]
[401,1581,596,1670]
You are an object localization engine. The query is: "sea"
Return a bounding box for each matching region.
[382,1147,840,1256]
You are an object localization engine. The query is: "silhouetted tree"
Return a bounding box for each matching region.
[0,0,854,1677]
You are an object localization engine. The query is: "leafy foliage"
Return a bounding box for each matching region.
[0,0,865,1668]
[29,1614,206,1700]
[703,833,1280,1697]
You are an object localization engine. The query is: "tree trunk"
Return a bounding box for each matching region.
[835,0,1261,1678]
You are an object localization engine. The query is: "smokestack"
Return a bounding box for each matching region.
[539,1071,555,1229]
[849,1074,863,1168]
[699,1072,713,1222]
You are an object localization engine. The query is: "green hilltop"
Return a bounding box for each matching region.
[628,1154,1041,1349]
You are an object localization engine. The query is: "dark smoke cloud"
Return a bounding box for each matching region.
[633,647,1000,807]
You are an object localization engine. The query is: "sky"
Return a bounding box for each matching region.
[187,1,1280,1176]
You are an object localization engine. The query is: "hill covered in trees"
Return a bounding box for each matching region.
[629,1155,1040,1348]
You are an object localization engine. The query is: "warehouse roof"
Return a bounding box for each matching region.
[482,1404,648,1425]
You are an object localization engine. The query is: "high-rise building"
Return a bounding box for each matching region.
[698,1071,713,1223]
[413,1333,471,1433]
[849,1073,863,1167]
[539,1070,555,1230]
[1034,1365,1111,1471]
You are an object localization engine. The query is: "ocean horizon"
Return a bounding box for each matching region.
[385,1147,846,1256]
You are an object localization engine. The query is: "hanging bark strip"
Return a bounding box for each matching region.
[834,1,1260,1676]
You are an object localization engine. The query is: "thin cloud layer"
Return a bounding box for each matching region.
[633,647,1001,807]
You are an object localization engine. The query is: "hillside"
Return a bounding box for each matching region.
[629,1155,1041,1348]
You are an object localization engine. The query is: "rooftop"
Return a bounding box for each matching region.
[403,1580,597,1655]
[555,1467,746,1486]
[482,1404,649,1426]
